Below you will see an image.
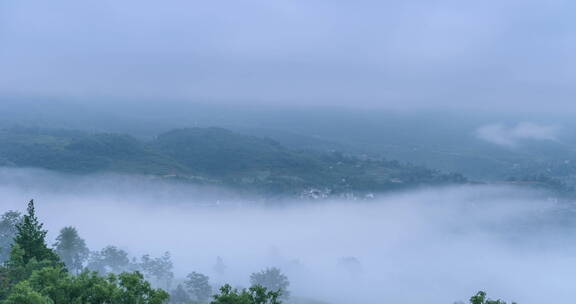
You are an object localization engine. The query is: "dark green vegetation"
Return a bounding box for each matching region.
[469,291,517,304]
[0,201,285,304]
[0,127,466,197]
[211,285,281,304]
[0,200,169,303]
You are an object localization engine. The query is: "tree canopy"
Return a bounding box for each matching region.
[0,200,169,304]
[211,284,282,304]
[53,227,90,275]
[12,200,59,266]
[249,268,290,300]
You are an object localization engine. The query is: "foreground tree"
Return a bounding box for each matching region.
[53,226,90,274]
[185,271,212,303]
[5,267,169,304]
[3,281,52,304]
[115,271,170,304]
[0,200,63,301]
[13,200,60,265]
[249,268,290,299]
[0,200,169,303]
[211,284,281,304]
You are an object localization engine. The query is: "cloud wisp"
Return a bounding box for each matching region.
[476,122,560,147]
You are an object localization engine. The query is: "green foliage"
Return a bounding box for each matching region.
[0,211,22,264]
[13,201,60,266]
[0,201,62,301]
[3,281,52,304]
[0,200,170,304]
[2,245,58,289]
[249,268,289,300]
[114,271,170,304]
[53,227,89,275]
[185,271,212,303]
[5,267,169,304]
[470,291,517,304]
[210,284,281,304]
[0,129,184,175]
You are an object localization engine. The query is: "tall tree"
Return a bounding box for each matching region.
[185,271,212,303]
[139,252,174,290]
[53,227,90,274]
[12,200,59,265]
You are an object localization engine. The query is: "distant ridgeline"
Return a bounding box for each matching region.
[0,127,467,198]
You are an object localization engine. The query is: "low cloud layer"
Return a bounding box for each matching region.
[0,168,573,304]
[476,122,560,147]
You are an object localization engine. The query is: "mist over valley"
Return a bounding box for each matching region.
[1,0,575,303]
[1,168,574,304]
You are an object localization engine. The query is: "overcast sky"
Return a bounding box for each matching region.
[0,0,574,111]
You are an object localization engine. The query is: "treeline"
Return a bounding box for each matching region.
[0,201,286,304]
[0,201,515,304]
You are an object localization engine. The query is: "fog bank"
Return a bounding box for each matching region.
[0,168,574,304]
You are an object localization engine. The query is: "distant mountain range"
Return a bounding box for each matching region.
[0,127,467,197]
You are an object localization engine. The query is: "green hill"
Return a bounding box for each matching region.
[0,127,467,197]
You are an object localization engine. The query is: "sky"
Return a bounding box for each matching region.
[0,0,575,111]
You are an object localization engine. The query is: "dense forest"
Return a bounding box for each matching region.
[0,127,466,198]
[0,200,517,304]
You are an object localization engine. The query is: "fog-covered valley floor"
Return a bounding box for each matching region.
[0,168,574,304]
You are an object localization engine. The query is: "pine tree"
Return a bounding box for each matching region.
[12,200,59,266]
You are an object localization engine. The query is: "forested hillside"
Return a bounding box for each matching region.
[0,127,466,197]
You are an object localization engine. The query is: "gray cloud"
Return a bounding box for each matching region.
[0,0,575,112]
